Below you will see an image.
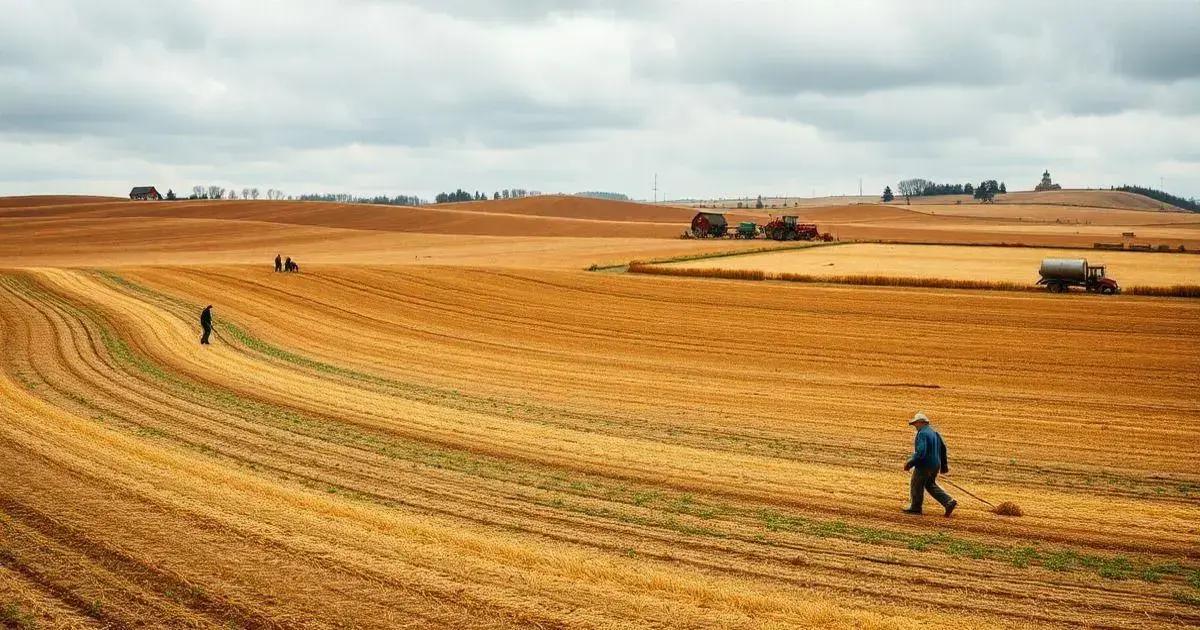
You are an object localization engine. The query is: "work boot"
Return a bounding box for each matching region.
[944,500,957,518]
[902,508,922,515]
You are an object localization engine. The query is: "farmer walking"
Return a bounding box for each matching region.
[199,305,213,345]
[903,412,956,517]
[275,254,282,272]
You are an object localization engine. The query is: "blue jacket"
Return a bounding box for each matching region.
[907,425,948,472]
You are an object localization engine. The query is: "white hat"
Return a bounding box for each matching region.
[908,412,930,426]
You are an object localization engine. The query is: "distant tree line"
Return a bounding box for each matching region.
[888,178,1006,204]
[1114,185,1199,212]
[186,185,285,200]
[575,191,630,201]
[896,178,1005,199]
[297,193,422,206]
[435,188,531,203]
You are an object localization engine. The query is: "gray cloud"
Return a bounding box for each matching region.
[0,0,1197,199]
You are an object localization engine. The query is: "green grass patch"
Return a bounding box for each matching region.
[1172,590,1200,606]
[1042,550,1078,572]
[1008,546,1039,568]
[0,602,36,629]
[906,533,944,552]
[1097,556,1134,580]
[945,537,990,560]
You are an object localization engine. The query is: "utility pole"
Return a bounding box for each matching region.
[653,173,658,204]
[859,178,862,197]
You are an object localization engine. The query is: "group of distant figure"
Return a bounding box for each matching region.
[199,254,301,345]
[274,253,300,273]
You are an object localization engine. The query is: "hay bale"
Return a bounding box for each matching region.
[991,501,1023,517]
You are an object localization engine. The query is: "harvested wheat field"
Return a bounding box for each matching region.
[1,193,1199,629]
[659,243,1200,288]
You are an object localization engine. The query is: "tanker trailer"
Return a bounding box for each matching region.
[1037,258,1120,294]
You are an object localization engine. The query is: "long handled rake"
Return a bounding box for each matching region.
[940,476,1023,516]
[940,477,994,507]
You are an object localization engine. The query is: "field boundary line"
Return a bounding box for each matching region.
[623,264,1200,298]
[585,240,851,272]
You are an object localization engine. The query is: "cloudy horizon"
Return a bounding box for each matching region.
[2,0,1198,201]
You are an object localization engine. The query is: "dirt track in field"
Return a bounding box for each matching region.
[0,193,1198,628]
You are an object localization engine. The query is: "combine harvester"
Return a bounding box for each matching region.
[687,212,833,241]
[1037,258,1120,294]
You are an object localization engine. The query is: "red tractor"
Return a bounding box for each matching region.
[762,216,823,241]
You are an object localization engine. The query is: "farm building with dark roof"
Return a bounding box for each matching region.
[129,186,162,200]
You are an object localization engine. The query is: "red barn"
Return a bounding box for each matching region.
[129,186,162,200]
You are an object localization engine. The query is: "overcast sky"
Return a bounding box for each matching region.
[2,0,1198,200]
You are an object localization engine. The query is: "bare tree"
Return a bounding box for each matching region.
[242,187,250,200]
[896,178,931,198]
[250,187,260,200]
[192,185,204,199]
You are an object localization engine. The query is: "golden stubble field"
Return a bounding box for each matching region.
[661,243,1200,287]
[0,194,1198,629]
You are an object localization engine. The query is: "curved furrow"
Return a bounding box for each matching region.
[3,266,1198,629]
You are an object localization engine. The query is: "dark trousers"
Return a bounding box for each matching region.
[200,325,211,345]
[909,467,953,512]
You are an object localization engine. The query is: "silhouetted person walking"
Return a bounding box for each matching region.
[200,305,213,345]
[275,254,282,272]
[285,257,293,272]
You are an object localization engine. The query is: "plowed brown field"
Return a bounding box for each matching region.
[1,193,1198,628]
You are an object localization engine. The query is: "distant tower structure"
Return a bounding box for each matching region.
[1034,169,1062,192]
